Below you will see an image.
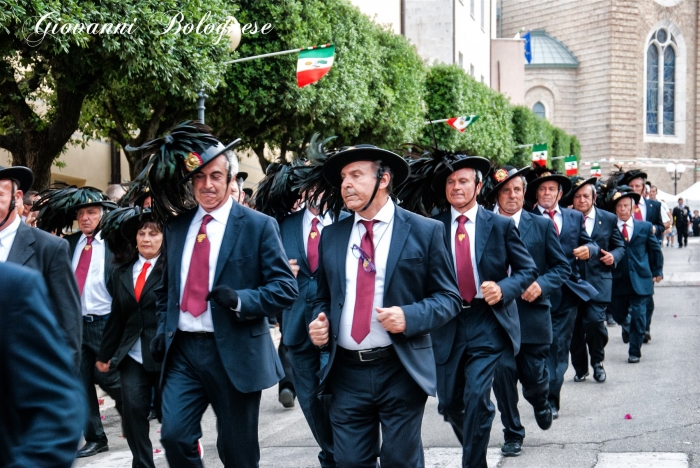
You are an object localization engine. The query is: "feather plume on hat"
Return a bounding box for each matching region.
[34,186,115,234]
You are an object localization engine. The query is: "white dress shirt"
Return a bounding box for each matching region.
[637,197,647,220]
[128,254,160,364]
[178,197,238,332]
[583,207,596,236]
[338,199,395,350]
[659,200,670,223]
[0,216,21,262]
[618,218,634,241]
[72,232,112,316]
[302,208,332,256]
[537,204,563,233]
[450,204,483,299]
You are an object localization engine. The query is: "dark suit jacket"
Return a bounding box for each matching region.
[513,210,570,345]
[0,262,85,468]
[432,207,538,359]
[65,231,116,297]
[612,220,663,296]
[7,222,82,367]
[531,206,599,308]
[313,205,462,396]
[672,206,691,230]
[577,208,626,303]
[156,203,299,393]
[99,259,164,373]
[279,210,350,347]
[644,198,665,240]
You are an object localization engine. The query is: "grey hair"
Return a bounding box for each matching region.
[372,161,394,193]
[224,150,239,178]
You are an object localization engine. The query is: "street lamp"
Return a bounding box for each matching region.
[665,162,686,195]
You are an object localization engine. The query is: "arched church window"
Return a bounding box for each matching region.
[646,28,676,135]
[533,102,546,119]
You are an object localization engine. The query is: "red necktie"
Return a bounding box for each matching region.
[307,218,320,273]
[134,262,151,302]
[455,215,477,303]
[545,210,560,236]
[351,220,377,344]
[74,236,94,295]
[181,214,214,317]
[633,204,643,221]
[621,223,629,242]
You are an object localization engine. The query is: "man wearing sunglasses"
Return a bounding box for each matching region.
[308,145,462,467]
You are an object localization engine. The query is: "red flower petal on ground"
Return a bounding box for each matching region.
[98,398,104,405]
[624,414,633,419]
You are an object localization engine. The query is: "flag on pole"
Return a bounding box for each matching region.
[522,31,532,64]
[564,155,578,176]
[445,115,480,132]
[591,162,602,177]
[532,144,548,167]
[297,44,335,88]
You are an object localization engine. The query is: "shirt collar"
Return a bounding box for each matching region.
[195,196,233,225]
[451,204,479,223]
[80,231,103,245]
[537,204,561,215]
[137,253,159,269]
[355,198,395,225]
[493,205,522,227]
[585,206,596,220]
[0,215,21,243]
[304,207,331,227]
[638,197,646,207]
[618,218,632,227]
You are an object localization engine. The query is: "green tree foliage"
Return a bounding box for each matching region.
[422,64,513,163]
[0,0,232,189]
[206,0,426,172]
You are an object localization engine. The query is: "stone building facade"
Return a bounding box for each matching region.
[500,0,699,193]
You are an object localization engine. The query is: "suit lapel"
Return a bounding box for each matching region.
[335,217,353,300]
[120,262,137,301]
[214,204,244,284]
[293,212,310,273]
[6,223,35,265]
[560,207,569,237]
[170,209,196,294]
[518,210,532,239]
[384,208,411,294]
[141,260,163,298]
[435,211,452,253]
[475,206,492,266]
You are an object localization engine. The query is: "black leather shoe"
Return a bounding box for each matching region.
[501,440,522,457]
[77,440,109,458]
[622,329,629,344]
[644,331,651,343]
[574,372,589,382]
[147,409,157,421]
[628,355,641,363]
[592,363,606,382]
[278,388,296,408]
[534,404,553,430]
[550,405,559,419]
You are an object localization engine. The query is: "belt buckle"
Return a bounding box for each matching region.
[84,315,94,322]
[358,349,376,362]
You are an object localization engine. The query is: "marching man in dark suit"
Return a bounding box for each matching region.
[621,170,665,343]
[0,165,81,368]
[672,197,691,248]
[143,123,298,467]
[431,156,537,468]
[608,187,663,363]
[567,178,626,383]
[0,262,86,468]
[526,168,598,419]
[487,166,570,457]
[97,209,165,468]
[308,145,462,467]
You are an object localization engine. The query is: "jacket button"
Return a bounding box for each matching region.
[168,331,173,337]
[338,303,343,308]
[306,299,311,303]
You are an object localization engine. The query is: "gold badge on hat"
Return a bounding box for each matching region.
[197,234,207,243]
[494,169,508,183]
[185,152,203,172]
[458,233,466,242]
[613,192,622,200]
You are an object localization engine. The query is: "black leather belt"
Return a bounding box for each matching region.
[462,298,487,309]
[83,314,110,322]
[337,345,395,363]
[179,331,215,338]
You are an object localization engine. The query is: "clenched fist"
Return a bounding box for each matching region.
[481,281,503,306]
[309,312,330,346]
[521,281,542,302]
[376,306,406,333]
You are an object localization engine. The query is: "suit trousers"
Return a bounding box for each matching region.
[81,316,123,442]
[611,293,650,359]
[288,340,334,468]
[120,356,161,468]
[546,290,579,411]
[645,295,654,333]
[570,301,609,376]
[277,321,295,395]
[439,304,509,468]
[678,225,688,247]
[328,349,426,468]
[160,332,262,468]
[493,343,550,443]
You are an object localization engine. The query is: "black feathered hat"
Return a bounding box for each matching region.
[322,145,409,189]
[561,176,598,206]
[34,186,117,234]
[525,166,572,202]
[0,165,33,193]
[483,166,530,201]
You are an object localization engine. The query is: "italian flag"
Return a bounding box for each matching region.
[297,44,335,88]
[446,115,480,132]
[564,155,578,176]
[591,163,602,177]
[532,144,548,167]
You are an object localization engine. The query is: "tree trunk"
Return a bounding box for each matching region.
[254,143,269,174]
[11,143,61,192]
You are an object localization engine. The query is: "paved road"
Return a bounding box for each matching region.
[77,238,700,467]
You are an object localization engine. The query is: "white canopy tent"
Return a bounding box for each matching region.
[676,181,700,212]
